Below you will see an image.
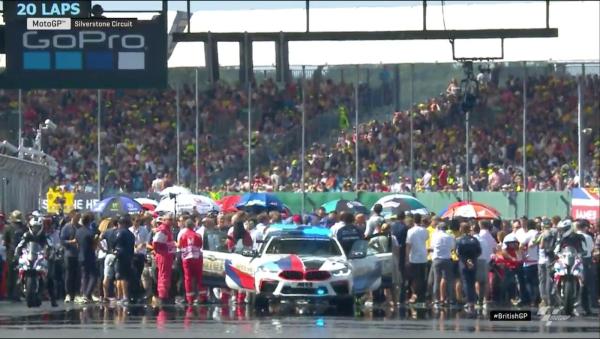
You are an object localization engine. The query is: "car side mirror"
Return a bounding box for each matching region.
[348,250,366,259]
[242,249,259,257]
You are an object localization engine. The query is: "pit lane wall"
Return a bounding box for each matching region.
[0,154,50,214]
[38,190,572,220]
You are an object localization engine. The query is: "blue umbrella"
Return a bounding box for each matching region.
[91,195,143,218]
[235,192,285,212]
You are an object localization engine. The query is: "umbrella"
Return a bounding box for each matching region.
[159,185,192,198]
[372,194,429,217]
[135,198,158,211]
[440,201,500,220]
[235,192,285,212]
[321,199,370,215]
[216,195,241,213]
[91,195,144,218]
[155,193,220,215]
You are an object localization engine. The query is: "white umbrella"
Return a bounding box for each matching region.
[159,185,192,198]
[155,193,220,214]
[372,194,429,216]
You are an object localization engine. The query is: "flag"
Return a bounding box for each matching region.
[208,191,221,201]
[571,188,599,223]
[338,105,350,130]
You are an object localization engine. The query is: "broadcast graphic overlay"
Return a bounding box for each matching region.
[1,0,167,88]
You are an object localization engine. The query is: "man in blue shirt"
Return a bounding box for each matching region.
[60,211,81,303]
[75,212,97,303]
[113,215,135,305]
[456,223,482,313]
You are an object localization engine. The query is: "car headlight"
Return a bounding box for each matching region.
[331,266,350,276]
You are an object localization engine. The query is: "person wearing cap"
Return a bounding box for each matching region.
[179,219,206,305]
[535,217,556,307]
[291,214,302,226]
[499,229,523,306]
[4,210,27,301]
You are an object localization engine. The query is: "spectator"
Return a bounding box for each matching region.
[475,220,497,308]
[75,212,98,303]
[335,213,363,256]
[456,223,482,313]
[114,215,135,305]
[365,204,384,238]
[130,215,151,303]
[520,220,540,307]
[431,222,456,307]
[60,211,81,303]
[405,213,428,304]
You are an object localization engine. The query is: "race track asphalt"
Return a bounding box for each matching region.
[0,301,598,338]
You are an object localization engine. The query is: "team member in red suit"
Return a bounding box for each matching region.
[178,219,206,305]
[152,213,176,304]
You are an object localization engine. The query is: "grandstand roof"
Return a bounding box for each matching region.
[0,2,597,68]
[168,1,599,67]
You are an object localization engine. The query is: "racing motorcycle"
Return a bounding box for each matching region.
[553,246,583,315]
[17,242,49,308]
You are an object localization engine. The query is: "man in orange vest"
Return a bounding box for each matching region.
[179,219,206,305]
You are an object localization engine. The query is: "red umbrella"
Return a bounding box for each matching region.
[440,201,500,220]
[216,195,241,213]
[141,203,156,211]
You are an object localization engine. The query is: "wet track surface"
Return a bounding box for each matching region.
[0,301,598,338]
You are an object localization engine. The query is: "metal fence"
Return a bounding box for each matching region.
[1,61,598,209]
[0,154,50,213]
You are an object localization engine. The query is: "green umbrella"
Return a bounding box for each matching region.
[372,194,429,217]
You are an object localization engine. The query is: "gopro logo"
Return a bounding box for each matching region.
[22,31,145,71]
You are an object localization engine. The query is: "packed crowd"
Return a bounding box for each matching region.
[0,207,598,316]
[1,68,598,193]
[0,78,355,194]
[242,71,600,193]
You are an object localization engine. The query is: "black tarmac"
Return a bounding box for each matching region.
[0,301,598,338]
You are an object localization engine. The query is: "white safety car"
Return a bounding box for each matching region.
[201,224,395,312]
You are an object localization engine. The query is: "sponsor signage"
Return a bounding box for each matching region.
[571,188,599,224]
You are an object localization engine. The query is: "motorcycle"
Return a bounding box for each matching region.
[17,242,49,308]
[553,246,583,315]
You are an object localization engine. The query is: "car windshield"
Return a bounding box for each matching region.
[265,238,342,257]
